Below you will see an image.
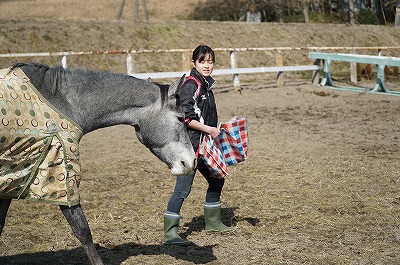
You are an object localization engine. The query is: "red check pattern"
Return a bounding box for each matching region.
[201,135,228,179]
[200,116,248,179]
[215,116,248,166]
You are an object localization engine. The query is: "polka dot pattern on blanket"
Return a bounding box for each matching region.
[0,67,83,206]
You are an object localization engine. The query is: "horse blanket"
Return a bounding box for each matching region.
[0,67,83,206]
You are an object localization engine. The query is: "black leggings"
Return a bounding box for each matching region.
[166,163,225,214]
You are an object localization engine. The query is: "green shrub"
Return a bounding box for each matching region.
[357,9,380,25]
[188,0,243,21]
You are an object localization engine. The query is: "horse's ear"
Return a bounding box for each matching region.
[168,74,186,96]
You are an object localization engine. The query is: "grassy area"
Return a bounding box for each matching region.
[1,19,399,85]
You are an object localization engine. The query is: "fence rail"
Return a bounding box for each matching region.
[1,46,400,58]
[1,46,400,90]
[309,52,400,95]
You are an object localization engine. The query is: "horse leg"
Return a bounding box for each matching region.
[59,204,104,265]
[0,199,12,235]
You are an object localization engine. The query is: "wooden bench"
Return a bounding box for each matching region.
[309,52,400,95]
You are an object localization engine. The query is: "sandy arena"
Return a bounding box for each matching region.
[0,80,399,264]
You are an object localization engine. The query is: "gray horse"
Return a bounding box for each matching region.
[0,63,196,265]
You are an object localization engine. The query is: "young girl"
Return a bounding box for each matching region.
[163,45,232,246]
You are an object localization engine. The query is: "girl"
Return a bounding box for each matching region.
[163,45,232,246]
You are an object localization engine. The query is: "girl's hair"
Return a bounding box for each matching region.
[192,45,215,63]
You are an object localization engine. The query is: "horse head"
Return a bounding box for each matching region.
[134,75,196,176]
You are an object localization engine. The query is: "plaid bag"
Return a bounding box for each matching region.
[200,135,228,179]
[214,116,248,166]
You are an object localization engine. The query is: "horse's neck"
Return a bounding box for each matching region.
[34,70,159,134]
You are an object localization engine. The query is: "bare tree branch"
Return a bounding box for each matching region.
[117,0,126,20]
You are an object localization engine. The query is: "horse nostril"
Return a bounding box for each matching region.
[181,160,186,167]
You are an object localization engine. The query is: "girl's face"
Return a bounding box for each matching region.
[193,53,214,78]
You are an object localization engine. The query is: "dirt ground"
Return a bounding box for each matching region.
[0,78,399,264]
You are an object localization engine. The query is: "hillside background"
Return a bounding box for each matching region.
[0,0,206,21]
[0,0,399,84]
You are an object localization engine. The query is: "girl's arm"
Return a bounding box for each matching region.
[188,120,220,138]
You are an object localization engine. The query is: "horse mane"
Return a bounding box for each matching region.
[11,62,66,95]
[10,63,168,110]
[155,83,170,109]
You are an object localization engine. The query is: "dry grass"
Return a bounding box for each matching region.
[1,0,400,76]
[1,19,399,88]
[0,0,205,21]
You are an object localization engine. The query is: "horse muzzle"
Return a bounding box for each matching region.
[170,155,196,176]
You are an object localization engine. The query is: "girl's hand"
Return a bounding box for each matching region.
[208,126,220,139]
[188,120,220,138]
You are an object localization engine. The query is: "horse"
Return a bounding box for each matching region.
[0,63,196,265]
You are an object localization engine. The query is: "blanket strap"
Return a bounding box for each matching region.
[17,133,56,200]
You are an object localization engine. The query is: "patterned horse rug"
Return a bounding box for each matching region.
[0,67,83,206]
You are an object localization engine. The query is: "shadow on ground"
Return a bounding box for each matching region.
[0,207,262,265]
[182,207,260,237]
[0,242,217,265]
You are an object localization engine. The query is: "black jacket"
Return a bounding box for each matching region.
[178,68,218,152]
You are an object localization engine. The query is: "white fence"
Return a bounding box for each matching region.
[1,46,400,90]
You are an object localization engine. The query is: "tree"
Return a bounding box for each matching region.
[349,0,355,24]
[117,0,126,20]
[302,0,310,23]
[117,0,148,21]
[135,0,148,22]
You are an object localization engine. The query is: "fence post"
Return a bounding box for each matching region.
[276,49,284,86]
[230,51,241,92]
[61,56,68,69]
[182,51,191,72]
[126,53,135,75]
[312,59,321,85]
[350,49,357,83]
